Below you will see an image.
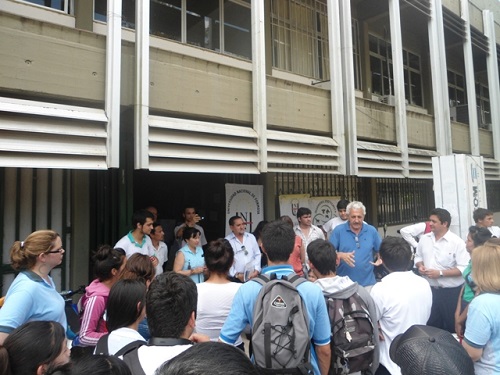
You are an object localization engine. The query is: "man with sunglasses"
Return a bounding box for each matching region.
[330,201,382,287]
[225,216,261,282]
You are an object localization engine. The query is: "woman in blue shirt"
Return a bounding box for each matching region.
[174,227,205,283]
[0,230,67,345]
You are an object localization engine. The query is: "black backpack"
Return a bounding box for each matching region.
[252,273,314,375]
[324,291,375,375]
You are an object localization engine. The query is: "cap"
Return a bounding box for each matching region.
[390,325,474,375]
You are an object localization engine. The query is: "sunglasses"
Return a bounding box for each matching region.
[46,247,64,254]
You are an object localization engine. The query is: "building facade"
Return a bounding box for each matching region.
[1,0,499,289]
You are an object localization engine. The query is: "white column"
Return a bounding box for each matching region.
[339,0,358,175]
[428,0,452,155]
[461,0,480,155]
[483,10,500,161]
[135,0,150,169]
[389,0,409,176]
[327,0,345,174]
[105,0,122,168]
[252,0,267,172]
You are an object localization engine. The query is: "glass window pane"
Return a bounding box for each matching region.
[186,0,220,51]
[456,74,464,88]
[369,35,378,54]
[24,0,65,11]
[409,52,420,70]
[371,56,382,95]
[224,0,251,59]
[410,71,422,106]
[151,0,181,41]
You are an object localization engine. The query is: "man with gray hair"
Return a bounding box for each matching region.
[330,201,382,287]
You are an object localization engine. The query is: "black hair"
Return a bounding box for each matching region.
[307,239,337,275]
[296,207,311,219]
[156,342,260,375]
[71,355,131,375]
[473,208,493,223]
[182,227,201,242]
[251,220,269,241]
[93,245,126,282]
[261,220,295,262]
[146,272,197,338]
[337,199,350,210]
[379,236,413,272]
[151,222,162,235]
[228,216,242,226]
[107,279,147,332]
[0,321,67,375]
[131,209,154,229]
[468,225,494,247]
[204,239,234,274]
[430,208,451,228]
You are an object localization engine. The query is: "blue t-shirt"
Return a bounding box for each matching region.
[330,222,381,286]
[0,270,67,333]
[219,265,331,375]
[464,293,500,375]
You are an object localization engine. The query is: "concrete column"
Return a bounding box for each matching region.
[388,0,409,176]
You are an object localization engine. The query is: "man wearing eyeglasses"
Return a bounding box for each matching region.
[330,201,382,287]
[226,216,261,282]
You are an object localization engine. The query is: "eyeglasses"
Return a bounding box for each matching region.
[354,236,360,249]
[241,246,248,256]
[46,247,64,254]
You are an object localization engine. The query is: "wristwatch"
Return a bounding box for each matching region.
[439,270,443,277]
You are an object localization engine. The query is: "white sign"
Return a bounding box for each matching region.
[225,184,264,235]
[279,194,341,226]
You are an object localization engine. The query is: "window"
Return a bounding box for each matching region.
[476,83,491,128]
[20,0,72,13]
[352,19,362,90]
[448,70,466,106]
[271,0,330,80]
[94,0,251,59]
[369,34,423,106]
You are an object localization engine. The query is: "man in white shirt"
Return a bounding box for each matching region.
[399,221,430,251]
[150,222,168,276]
[123,272,209,374]
[115,209,159,269]
[415,208,470,333]
[225,216,261,282]
[370,237,432,375]
[473,207,500,237]
[322,199,350,239]
[294,207,325,254]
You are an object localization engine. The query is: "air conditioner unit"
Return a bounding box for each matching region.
[381,95,396,106]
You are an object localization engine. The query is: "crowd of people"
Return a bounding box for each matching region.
[0,203,499,375]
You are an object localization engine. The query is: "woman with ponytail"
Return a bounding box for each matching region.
[0,230,67,345]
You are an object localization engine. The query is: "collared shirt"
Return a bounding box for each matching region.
[151,241,168,276]
[225,232,261,277]
[0,270,67,333]
[330,222,382,287]
[415,230,470,288]
[115,231,154,258]
[219,264,331,375]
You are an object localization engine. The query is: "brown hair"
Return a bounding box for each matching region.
[10,230,60,271]
[119,253,155,284]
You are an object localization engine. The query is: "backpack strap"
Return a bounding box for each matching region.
[114,340,147,357]
[252,273,271,286]
[123,347,146,375]
[94,333,109,355]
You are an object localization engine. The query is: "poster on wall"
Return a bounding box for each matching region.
[225,184,264,236]
[309,196,341,227]
[278,194,311,225]
[278,194,341,226]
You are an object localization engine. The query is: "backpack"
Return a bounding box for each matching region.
[252,273,314,375]
[324,291,375,375]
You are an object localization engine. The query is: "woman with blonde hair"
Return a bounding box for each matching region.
[0,230,66,345]
[462,240,500,374]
